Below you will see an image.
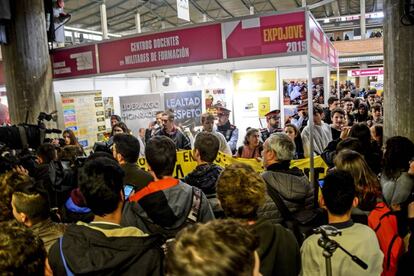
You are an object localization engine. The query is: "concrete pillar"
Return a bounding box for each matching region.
[383,0,414,142]
[359,63,369,90]
[135,12,141,34]
[100,2,108,39]
[1,0,55,125]
[360,0,366,39]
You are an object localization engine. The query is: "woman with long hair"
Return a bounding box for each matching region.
[62,129,85,157]
[110,122,130,136]
[381,136,414,208]
[334,149,382,213]
[236,128,263,159]
[284,123,304,159]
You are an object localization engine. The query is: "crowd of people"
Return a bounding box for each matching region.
[0,85,413,276]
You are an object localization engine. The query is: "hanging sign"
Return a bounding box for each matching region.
[52,45,98,79]
[223,11,306,58]
[177,0,190,21]
[164,90,202,128]
[348,68,384,77]
[98,24,222,73]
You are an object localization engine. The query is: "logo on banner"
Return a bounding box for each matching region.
[177,0,190,21]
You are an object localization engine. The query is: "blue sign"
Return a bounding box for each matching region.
[164,90,202,128]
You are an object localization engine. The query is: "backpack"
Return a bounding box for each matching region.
[368,202,404,276]
[140,187,202,240]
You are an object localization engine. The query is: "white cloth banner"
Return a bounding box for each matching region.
[177,0,190,21]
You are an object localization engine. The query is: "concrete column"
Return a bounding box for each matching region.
[360,0,366,39]
[383,0,414,141]
[359,63,369,90]
[135,12,141,34]
[1,0,55,125]
[100,1,108,39]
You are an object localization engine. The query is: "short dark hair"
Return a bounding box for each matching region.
[322,170,356,215]
[371,103,382,112]
[37,143,57,163]
[194,132,219,163]
[328,96,339,105]
[13,180,50,223]
[145,136,177,179]
[0,221,46,275]
[330,107,345,118]
[113,133,140,163]
[78,157,125,216]
[336,137,363,154]
[165,219,258,276]
[313,104,323,115]
[163,109,175,121]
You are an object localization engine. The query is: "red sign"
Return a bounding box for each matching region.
[309,17,329,64]
[328,43,339,68]
[98,24,223,73]
[350,68,384,77]
[51,45,98,78]
[224,11,306,58]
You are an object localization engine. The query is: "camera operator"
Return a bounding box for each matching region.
[301,170,383,276]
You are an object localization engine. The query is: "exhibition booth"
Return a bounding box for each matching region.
[51,7,339,164]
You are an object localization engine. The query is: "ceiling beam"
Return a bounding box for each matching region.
[331,0,341,17]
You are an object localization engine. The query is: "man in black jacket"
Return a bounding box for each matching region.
[48,157,163,275]
[112,133,153,191]
[154,110,191,150]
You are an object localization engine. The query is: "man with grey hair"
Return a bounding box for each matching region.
[258,133,314,224]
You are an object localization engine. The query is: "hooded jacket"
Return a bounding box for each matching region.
[251,219,301,276]
[122,179,214,236]
[48,222,163,276]
[257,162,314,224]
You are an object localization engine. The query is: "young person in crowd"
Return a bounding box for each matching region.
[165,219,261,276]
[183,132,224,218]
[110,114,122,128]
[112,133,153,191]
[370,124,383,148]
[260,109,282,142]
[155,110,191,150]
[330,107,346,140]
[48,157,164,275]
[257,133,314,224]
[367,103,383,127]
[301,170,383,276]
[381,136,414,209]
[354,102,369,123]
[236,128,263,159]
[0,220,46,275]
[342,97,355,126]
[122,136,214,236]
[284,123,305,159]
[301,104,332,157]
[199,113,231,155]
[111,122,130,136]
[216,106,239,154]
[217,163,300,276]
[334,150,382,222]
[323,96,340,124]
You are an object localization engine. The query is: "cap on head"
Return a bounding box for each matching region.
[216,106,231,116]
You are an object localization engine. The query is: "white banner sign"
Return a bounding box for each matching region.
[177,0,190,21]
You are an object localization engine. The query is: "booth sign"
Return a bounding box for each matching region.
[348,68,384,77]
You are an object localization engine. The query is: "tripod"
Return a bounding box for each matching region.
[315,225,368,276]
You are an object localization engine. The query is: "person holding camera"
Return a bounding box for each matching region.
[301,170,383,276]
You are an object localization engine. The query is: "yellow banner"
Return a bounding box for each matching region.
[233,70,276,92]
[137,151,329,180]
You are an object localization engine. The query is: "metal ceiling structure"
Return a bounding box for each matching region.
[63,0,383,36]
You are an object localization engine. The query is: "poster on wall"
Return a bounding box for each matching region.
[61,91,106,149]
[258,97,270,118]
[282,77,324,105]
[104,97,114,119]
[205,88,226,115]
[120,94,163,136]
[164,90,202,130]
[283,105,298,124]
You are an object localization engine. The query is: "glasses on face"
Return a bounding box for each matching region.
[217,113,228,117]
[269,116,280,120]
[162,119,170,123]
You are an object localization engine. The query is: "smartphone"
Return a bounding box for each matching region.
[124,184,135,200]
